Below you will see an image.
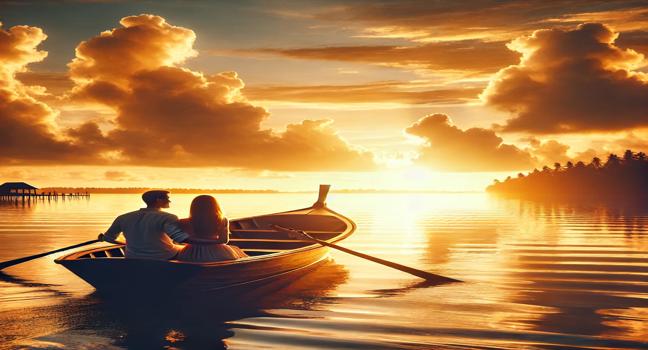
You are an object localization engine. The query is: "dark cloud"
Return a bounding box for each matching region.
[405,114,535,171]
[15,71,72,90]
[482,23,648,133]
[616,30,648,58]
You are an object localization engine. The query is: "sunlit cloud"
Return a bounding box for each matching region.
[310,1,646,42]
[247,41,517,75]
[522,137,571,165]
[244,81,481,105]
[104,170,137,181]
[405,114,535,171]
[482,23,648,133]
[63,14,376,171]
[545,7,648,32]
[0,22,95,164]
[616,30,648,58]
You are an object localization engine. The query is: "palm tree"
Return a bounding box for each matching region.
[605,154,620,167]
[591,157,602,168]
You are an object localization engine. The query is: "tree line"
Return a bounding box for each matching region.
[39,187,278,194]
[487,150,648,199]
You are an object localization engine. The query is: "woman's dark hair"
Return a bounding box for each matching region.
[189,195,226,237]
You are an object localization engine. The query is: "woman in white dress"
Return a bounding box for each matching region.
[176,195,247,262]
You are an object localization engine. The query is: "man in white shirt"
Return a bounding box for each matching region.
[100,190,225,260]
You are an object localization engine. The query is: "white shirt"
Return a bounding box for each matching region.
[104,208,190,260]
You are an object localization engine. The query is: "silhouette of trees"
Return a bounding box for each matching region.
[487,150,648,199]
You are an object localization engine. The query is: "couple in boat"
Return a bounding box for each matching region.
[99,190,247,262]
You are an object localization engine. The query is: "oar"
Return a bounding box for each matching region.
[272,225,460,283]
[0,239,100,270]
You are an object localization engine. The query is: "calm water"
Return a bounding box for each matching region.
[0,193,646,349]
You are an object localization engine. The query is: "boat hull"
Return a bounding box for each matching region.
[58,245,330,295]
[55,195,356,294]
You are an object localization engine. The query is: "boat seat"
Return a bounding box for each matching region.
[231,214,347,232]
[230,229,339,240]
[240,249,285,256]
[230,239,316,250]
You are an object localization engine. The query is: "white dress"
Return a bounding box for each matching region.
[177,243,247,262]
[175,218,247,262]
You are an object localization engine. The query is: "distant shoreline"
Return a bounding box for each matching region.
[38,187,482,194]
[487,149,648,201]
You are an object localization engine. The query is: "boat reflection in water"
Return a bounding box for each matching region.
[10,259,349,349]
[104,259,349,349]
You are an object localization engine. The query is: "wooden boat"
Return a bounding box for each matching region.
[55,185,355,295]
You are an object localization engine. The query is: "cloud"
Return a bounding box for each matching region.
[310,1,644,42]
[104,170,136,181]
[248,40,517,74]
[15,71,74,106]
[64,14,375,171]
[616,30,648,58]
[482,23,648,133]
[616,132,648,151]
[0,22,95,164]
[244,81,481,104]
[69,14,197,88]
[0,22,48,77]
[522,137,571,165]
[545,7,648,33]
[405,114,535,171]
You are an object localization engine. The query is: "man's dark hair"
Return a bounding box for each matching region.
[142,190,169,206]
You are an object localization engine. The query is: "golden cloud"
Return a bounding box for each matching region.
[482,23,648,133]
[405,114,535,171]
[104,170,137,181]
[244,81,481,104]
[69,14,197,87]
[312,1,646,42]
[0,22,48,81]
[522,137,571,165]
[0,22,94,164]
[250,41,517,74]
[65,14,375,171]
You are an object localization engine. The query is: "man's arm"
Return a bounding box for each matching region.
[98,233,126,245]
[100,217,126,244]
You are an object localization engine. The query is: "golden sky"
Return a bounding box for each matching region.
[2,1,648,191]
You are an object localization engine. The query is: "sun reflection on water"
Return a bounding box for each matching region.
[0,192,646,349]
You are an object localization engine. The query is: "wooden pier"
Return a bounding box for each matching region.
[0,182,89,203]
